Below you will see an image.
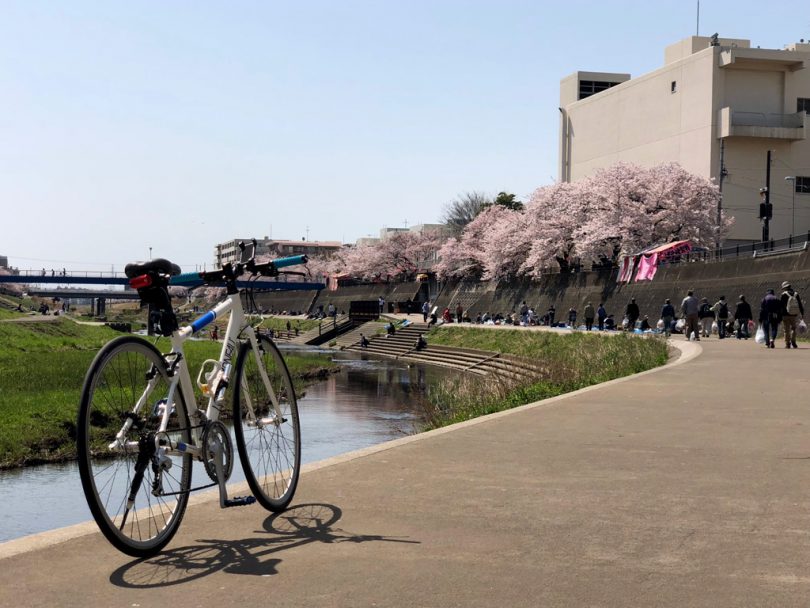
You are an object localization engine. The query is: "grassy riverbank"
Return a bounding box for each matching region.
[421,328,669,428]
[0,318,338,469]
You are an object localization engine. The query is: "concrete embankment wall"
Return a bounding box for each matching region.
[433,250,810,320]
[311,282,423,314]
[247,252,808,320]
[248,282,424,316]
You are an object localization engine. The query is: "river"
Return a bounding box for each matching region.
[0,349,442,543]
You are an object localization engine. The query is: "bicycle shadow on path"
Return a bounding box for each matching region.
[109,503,420,589]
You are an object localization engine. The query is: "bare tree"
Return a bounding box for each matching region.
[441,191,492,236]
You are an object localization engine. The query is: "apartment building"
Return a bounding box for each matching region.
[213,238,342,266]
[560,35,810,244]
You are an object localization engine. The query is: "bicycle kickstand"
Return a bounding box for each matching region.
[211,437,256,509]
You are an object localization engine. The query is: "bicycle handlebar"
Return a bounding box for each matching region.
[168,255,308,287]
[171,272,204,287]
[269,255,308,269]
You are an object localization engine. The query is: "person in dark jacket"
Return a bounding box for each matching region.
[759,289,782,349]
[660,299,675,337]
[596,303,607,331]
[734,295,752,340]
[625,298,640,330]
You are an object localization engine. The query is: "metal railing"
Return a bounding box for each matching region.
[731,111,805,129]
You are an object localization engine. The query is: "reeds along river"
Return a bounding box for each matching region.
[0,349,446,543]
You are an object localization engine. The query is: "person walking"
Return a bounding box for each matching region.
[681,290,700,341]
[583,302,595,331]
[596,302,607,331]
[660,298,675,338]
[625,298,640,331]
[712,296,730,339]
[779,281,804,348]
[455,302,464,324]
[734,295,752,340]
[378,296,385,314]
[568,307,577,328]
[421,300,430,323]
[759,288,782,349]
[547,304,556,327]
[698,297,713,338]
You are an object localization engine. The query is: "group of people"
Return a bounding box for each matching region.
[678,282,805,348]
[408,281,805,349]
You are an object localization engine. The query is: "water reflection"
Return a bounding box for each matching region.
[0,351,440,543]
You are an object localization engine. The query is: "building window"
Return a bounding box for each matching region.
[671,81,677,93]
[578,80,621,100]
[795,176,810,194]
[798,98,810,113]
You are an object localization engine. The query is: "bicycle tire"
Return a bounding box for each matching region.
[77,336,192,557]
[233,334,301,511]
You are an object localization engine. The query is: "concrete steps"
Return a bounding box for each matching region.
[333,321,387,350]
[345,322,541,380]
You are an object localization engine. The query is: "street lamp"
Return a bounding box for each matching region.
[785,176,796,237]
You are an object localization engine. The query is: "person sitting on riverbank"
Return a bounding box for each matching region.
[385,322,396,337]
[359,333,369,348]
[415,334,427,351]
[604,314,616,330]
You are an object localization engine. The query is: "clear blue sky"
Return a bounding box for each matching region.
[2,0,808,271]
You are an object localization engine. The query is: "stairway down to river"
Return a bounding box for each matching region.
[288,314,354,345]
[345,322,543,380]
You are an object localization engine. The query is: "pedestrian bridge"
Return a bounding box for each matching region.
[0,272,324,291]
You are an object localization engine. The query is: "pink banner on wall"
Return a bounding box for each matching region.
[634,253,659,281]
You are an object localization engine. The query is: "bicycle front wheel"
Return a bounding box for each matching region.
[77,336,192,557]
[233,335,301,511]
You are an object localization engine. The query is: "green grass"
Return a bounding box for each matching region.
[0,318,338,468]
[255,317,320,333]
[420,328,669,428]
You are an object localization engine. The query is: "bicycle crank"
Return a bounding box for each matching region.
[201,421,256,508]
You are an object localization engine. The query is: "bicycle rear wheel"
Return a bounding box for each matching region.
[77,336,192,557]
[233,334,301,511]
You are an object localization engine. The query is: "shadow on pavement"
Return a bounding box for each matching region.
[109,503,419,588]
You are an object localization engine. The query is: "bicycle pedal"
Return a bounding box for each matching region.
[224,496,256,508]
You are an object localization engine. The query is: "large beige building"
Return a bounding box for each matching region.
[559,35,810,244]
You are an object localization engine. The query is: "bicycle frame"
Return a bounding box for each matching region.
[110,291,280,462]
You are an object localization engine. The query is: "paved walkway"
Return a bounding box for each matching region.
[3,339,810,607]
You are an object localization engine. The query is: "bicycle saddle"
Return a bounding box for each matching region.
[125,258,182,278]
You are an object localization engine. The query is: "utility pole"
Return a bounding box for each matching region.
[716,139,726,248]
[759,150,773,244]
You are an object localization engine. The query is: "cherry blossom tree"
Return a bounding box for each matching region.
[575,162,728,260]
[311,231,444,280]
[521,180,589,276]
[437,162,728,278]
[477,206,530,280]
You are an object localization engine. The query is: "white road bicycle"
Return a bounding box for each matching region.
[77,242,307,557]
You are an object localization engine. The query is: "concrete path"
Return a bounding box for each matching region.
[3,339,810,607]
